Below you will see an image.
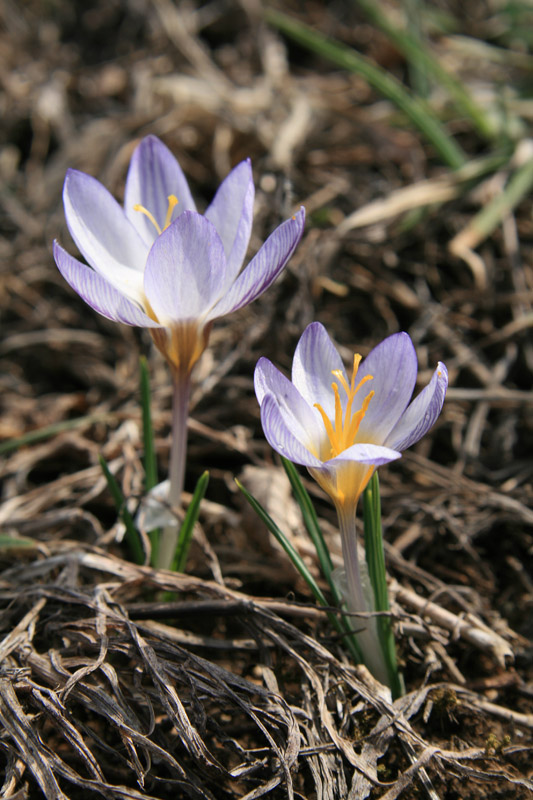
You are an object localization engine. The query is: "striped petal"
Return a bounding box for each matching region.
[329,442,402,467]
[124,135,196,246]
[292,322,346,419]
[143,211,226,323]
[205,159,254,285]
[355,332,418,443]
[255,357,322,450]
[385,363,448,451]
[53,241,161,328]
[63,169,148,302]
[207,208,305,321]
[260,394,323,468]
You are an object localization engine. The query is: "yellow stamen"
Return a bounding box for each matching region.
[333,383,343,450]
[133,204,162,235]
[164,194,178,229]
[344,390,374,445]
[314,353,374,459]
[133,194,179,236]
[315,401,337,452]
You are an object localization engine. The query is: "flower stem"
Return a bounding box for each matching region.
[156,371,191,570]
[336,502,390,688]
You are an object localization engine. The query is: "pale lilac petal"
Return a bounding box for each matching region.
[204,159,254,284]
[355,332,418,443]
[385,363,448,451]
[329,442,401,467]
[255,357,323,448]
[308,443,401,505]
[53,242,161,328]
[143,212,226,322]
[124,135,196,246]
[292,322,347,418]
[207,207,305,321]
[63,169,149,301]
[260,394,323,468]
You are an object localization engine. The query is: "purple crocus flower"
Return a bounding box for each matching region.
[255,322,447,686]
[53,134,305,378]
[255,322,447,511]
[53,134,305,571]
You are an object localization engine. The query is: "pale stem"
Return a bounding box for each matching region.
[156,371,191,570]
[336,501,390,687]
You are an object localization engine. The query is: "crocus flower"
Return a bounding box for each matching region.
[255,322,447,510]
[53,135,305,570]
[255,322,447,685]
[53,134,304,379]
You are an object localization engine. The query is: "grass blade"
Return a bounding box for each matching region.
[280,457,336,591]
[172,471,209,573]
[0,413,111,456]
[363,472,403,697]
[454,147,533,248]
[236,478,328,606]
[236,478,363,662]
[363,473,389,613]
[139,356,160,565]
[354,0,496,139]
[404,0,431,99]
[139,356,158,491]
[98,455,144,565]
[0,535,37,550]
[266,9,466,168]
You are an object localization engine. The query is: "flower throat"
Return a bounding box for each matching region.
[314,354,374,459]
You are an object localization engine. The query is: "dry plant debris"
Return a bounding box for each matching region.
[1,1,532,798]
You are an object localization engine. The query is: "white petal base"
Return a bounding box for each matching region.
[136,480,179,531]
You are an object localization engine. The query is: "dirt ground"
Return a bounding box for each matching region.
[0,1,532,798]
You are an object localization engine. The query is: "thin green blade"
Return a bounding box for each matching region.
[363,472,404,697]
[98,455,144,565]
[173,471,210,573]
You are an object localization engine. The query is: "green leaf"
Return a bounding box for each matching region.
[139,356,158,491]
[236,478,363,662]
[236,478,328,606]
[139,356,160,565]
[363,473,404,698]
[172,471,209,573]
[98,455,144,565]
[0,535,37,550]
[280,457,339,603]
